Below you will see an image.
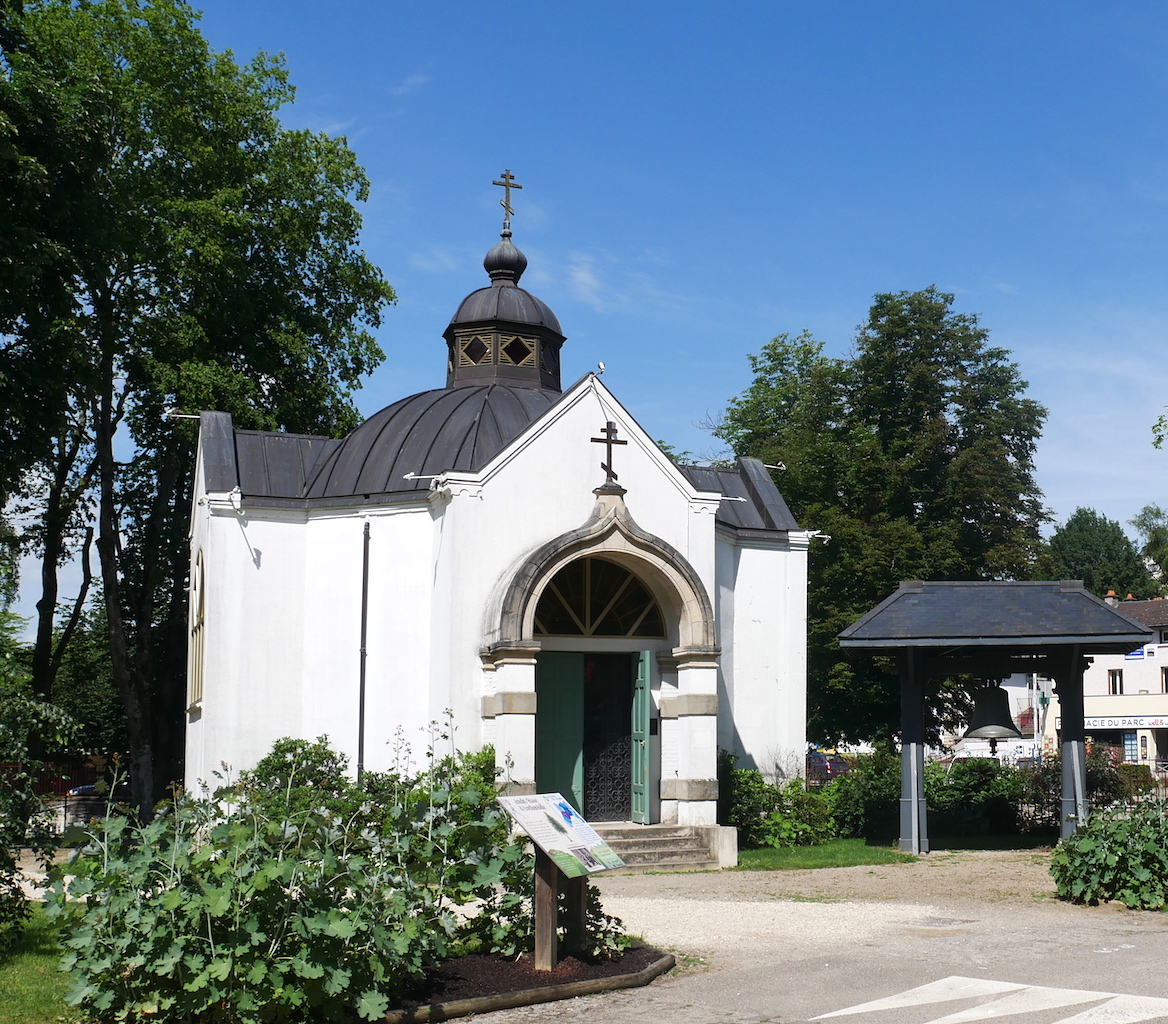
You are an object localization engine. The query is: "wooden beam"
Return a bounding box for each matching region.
[534,847,558,971]
[562,875,588,956]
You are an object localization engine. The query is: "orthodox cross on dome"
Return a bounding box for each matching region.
[492,169,523,232]
[591,420,627,484]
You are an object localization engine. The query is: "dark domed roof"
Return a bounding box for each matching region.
[447,229,562,335]
[449,285,562,335]
[304,384,560,497]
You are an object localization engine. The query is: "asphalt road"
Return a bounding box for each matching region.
[470,850,1168,1024]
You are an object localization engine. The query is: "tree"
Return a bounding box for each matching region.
[716,288,1048,744]
[1044,508,1158,600]
[1,0,394,814]
[1130,504,1168,583]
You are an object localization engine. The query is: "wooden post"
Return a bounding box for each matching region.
[562,875,588,956]
[534,847,558,971]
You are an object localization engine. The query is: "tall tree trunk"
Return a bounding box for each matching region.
[129,444,185,800]
[31,431,92,702]
[92,298,155,819]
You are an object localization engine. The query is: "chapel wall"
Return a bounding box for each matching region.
[714,536,807,777]
[193,511,309,786]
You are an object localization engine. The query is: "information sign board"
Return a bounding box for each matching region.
[497,793,625,877]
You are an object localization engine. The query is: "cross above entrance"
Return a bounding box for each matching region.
[492,169,523,231]
[591,421,627,484]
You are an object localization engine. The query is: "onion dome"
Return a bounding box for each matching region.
[444,227,565,391]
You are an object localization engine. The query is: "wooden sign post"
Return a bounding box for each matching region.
[498,793,625,972]
[534,848,590,970]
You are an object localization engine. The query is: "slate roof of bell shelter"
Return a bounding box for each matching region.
[839,580,1152,652]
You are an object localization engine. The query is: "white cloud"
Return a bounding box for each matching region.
[409,247,462,274]
[567,253,606,311]
[391,73,430,97]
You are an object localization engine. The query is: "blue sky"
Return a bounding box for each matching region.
[185,0,1168,539]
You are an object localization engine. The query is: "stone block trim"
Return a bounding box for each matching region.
[487,691,537,716]
[658,693,719,718]
[660,778,719,801]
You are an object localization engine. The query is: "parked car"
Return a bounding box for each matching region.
[805,750,851,785]
[67,781,131,801]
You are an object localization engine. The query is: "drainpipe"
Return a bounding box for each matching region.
[357,520,370,783]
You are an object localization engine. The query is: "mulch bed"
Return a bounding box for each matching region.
[393,945,666,1010]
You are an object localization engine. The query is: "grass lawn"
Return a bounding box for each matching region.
[0,905,77,1024]
[734,838,917,871]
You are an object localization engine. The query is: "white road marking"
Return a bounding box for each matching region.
[812,977,1025,1018]
[814,976,1168,1024]
[925,986,1107,1022]
[1058,995,1168,1023]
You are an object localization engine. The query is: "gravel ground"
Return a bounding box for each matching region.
[464,849,1168,1023]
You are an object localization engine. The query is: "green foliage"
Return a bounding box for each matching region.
[1051,802,1168,909]
[925,759,1022,836]
[715,290,1048,744]
[49,604,128,758]
[48,735,628,1022]
[2,0,395,812]
[821,751,901,841]
[1020,745,1154,831]
[722,760,835,848]
[735,838,915,871]
[0,617,79,954]
[1131,504,1168,584]
[0,905,78,1024]
[1043,507,1158,599]
[237,734,358,820]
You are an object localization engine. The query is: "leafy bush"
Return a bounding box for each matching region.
[0,627,79,954]
[1020,745,1152,831]
[722,761,835,848]
[926,758,1022,836]
[1050,802,1168,908]
[821,751,900,841]
[237,734,358,819]
[49,787,473,1020]
[48,733,627,1022]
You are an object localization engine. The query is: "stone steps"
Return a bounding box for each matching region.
[593,824,723,873]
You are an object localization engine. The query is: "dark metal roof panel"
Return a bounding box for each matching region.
[839,580,1153,651]
[303,384,560,498]
[677,458,799,534]
[234,431,341,498]
[199,411,238,492]
[450,284,563,336]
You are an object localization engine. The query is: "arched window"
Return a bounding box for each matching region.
[189,551,205,707]
[534,557,665,638]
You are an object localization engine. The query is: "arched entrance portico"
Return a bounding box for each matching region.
[481,489,721,825]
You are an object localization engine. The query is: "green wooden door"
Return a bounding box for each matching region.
[535,652,584,812]
[630,651,651,824]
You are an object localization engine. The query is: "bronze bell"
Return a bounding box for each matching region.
[964,685,1022,754]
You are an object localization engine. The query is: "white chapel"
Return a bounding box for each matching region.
[186,193,809,831]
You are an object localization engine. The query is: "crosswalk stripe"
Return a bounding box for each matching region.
[923,986,1108,1023]
[1057,995,1168,1023]
[814,976,1168,1024]
[812,977,1025,1018]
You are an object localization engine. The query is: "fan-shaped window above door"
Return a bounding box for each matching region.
[534,557,665,638]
